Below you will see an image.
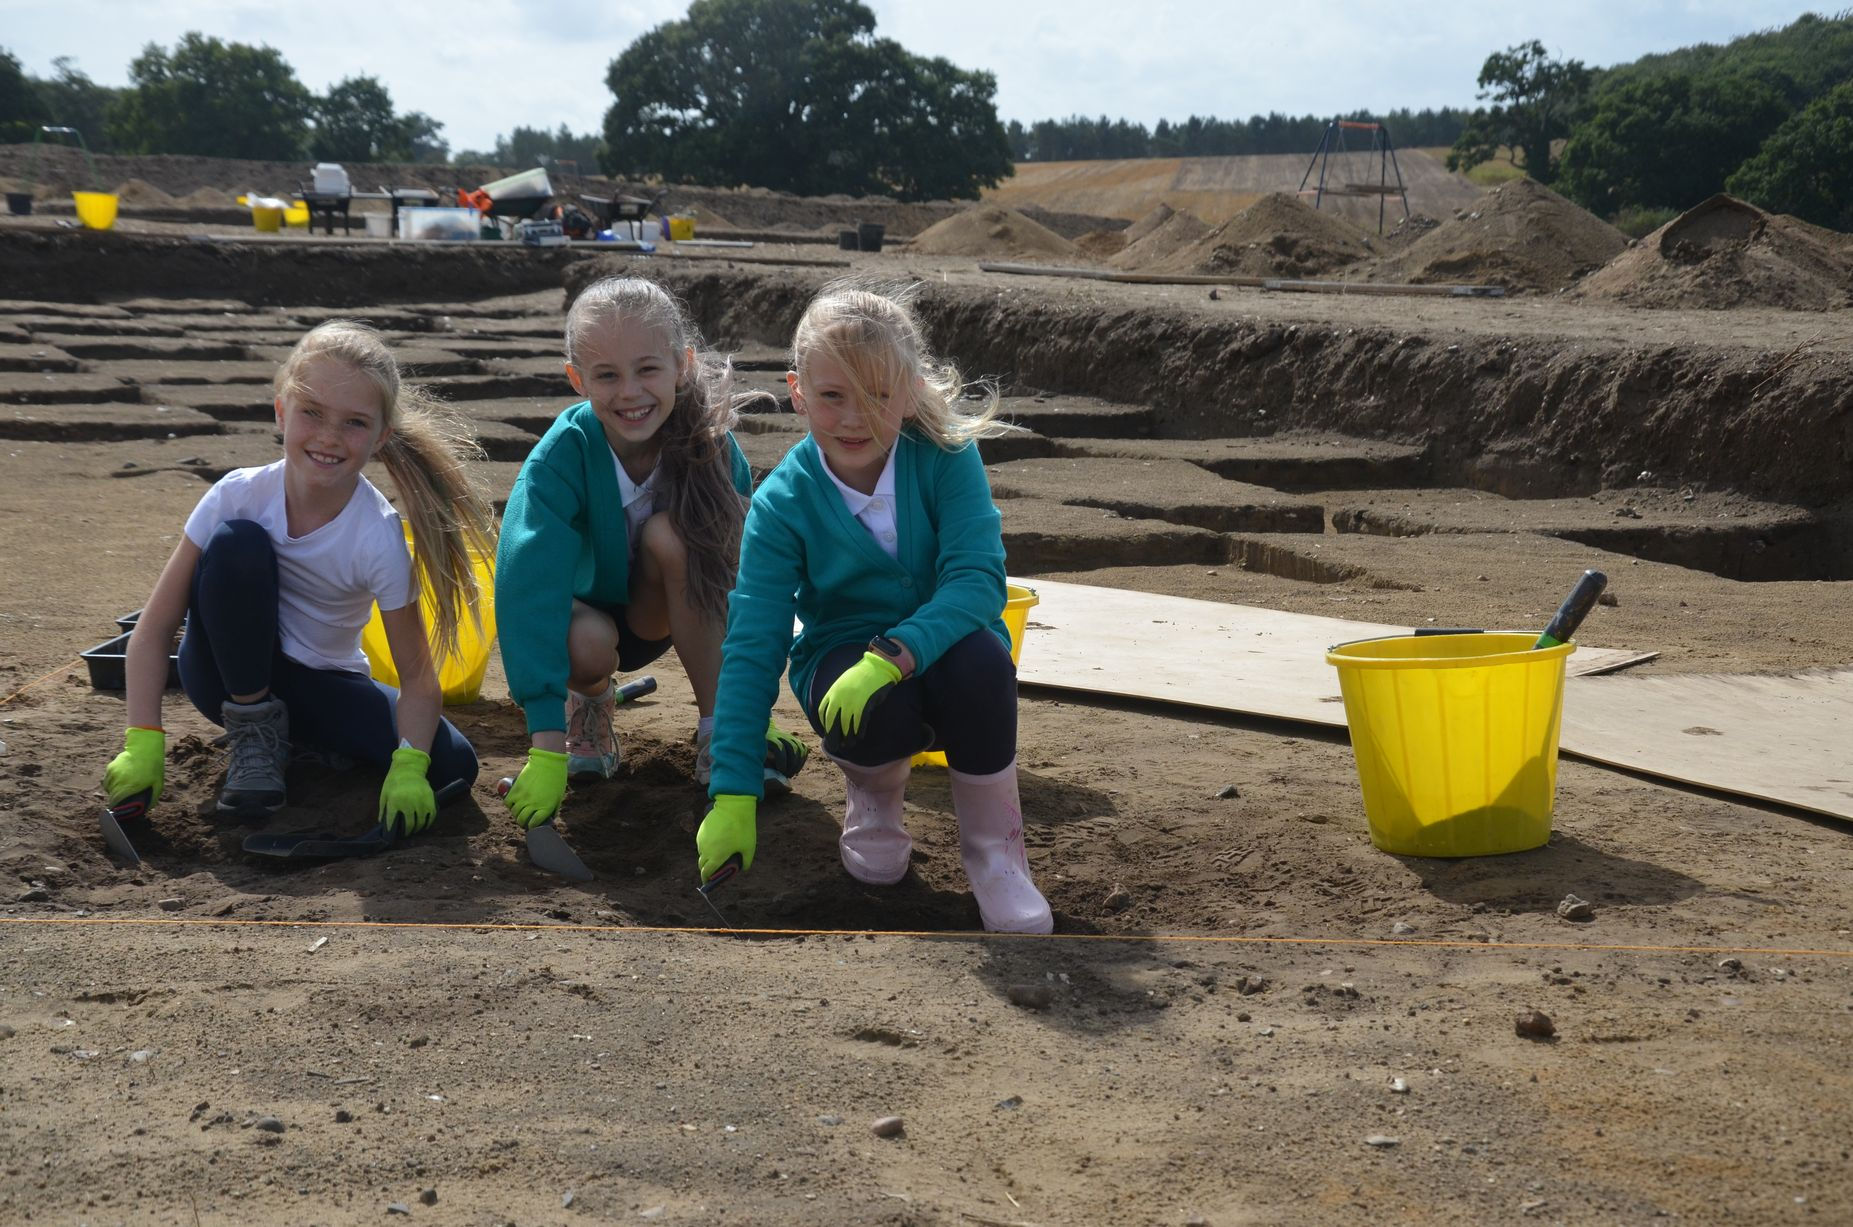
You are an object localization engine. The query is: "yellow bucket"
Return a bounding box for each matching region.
[72,191,118,230]
[360,524,497,704]
[912,583,1038,768]
[251,205,284,233]
[283,201,309,228]
[668,216,695,240]
[1326,632,1573,857]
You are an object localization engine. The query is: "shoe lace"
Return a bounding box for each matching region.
[229,715,284,781]
[567,690,615,755]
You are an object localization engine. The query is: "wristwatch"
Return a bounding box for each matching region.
[868,634,913,678]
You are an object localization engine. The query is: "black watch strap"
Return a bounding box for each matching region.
[869,635,910,677]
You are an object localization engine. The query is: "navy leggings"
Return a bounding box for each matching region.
[806,629,1016,774]
[178,520,479,796]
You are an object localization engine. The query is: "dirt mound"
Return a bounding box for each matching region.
[1369,178,1626,292]
[1382,213,1442,247]
[113,178,177,207]
[1143,192,1374,278]
[905,205,1078,261]
[177,186,238,208]
[1110,208,1214,270]
[1074,229,1128,260]
[1121,203,1176,245]
[1576,194,1853,311]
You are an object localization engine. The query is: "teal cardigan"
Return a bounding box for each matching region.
[496,400,752,734]
[709,429,1009,799]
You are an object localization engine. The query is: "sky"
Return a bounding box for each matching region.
[2,1,1830,155]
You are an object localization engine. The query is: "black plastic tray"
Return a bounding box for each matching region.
[81,631,181,691]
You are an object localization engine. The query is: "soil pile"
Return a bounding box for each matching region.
[1143,192,1374,277]
[905,205,1079,261]
[1121,202,1176,245]
[1073,229,1129,260]
[1576,194,1853,311]
[1110,208,1214,270]
[1368,178,1626,292]
[177,186,237,207]
[113,178,177,207]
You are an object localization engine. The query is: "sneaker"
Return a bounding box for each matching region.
[219,697,290,817]
[564,683,620,779]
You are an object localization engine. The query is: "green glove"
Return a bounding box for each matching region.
[505,747,569,828]
[104,727,166,808]
[765,718,810,778]
[817,652,903,743]
[377,745,435,838]
[697,794,757,881]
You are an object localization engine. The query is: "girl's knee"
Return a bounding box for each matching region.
[566,604,620,678]
[638,512,687,568]
[202,520,274,571]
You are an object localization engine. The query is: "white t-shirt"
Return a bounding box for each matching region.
[820,445,900,559]
[611,447,659,555]
[183,461,414,674]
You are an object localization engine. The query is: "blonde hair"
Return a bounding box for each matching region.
[274,321,497,663]
[790,279,1018,449]
[564,276,751,620]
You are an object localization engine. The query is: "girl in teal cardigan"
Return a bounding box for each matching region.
[698,284,1054,934]
[496,278,808,829]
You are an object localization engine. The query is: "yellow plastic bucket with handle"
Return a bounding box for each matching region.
[72,191,118,230]
[360,523,497,705]
[283,201,309,228]
[1325,631,1573,857]
[911,584,1038,768]
[251,205,284,233]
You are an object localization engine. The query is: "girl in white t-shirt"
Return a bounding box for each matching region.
[102,322,497,835]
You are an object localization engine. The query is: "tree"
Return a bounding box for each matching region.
[312,75,408,162]
[601,0,1011,200]
[1727,79,1853,231]
[32,58,123,153]
[110,33,311,160]
[1447,40,1591,183]
[1557,71,1791,215]
[0,48,50,144]
[400,112,449,164]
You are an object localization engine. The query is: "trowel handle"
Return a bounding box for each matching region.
[699,854,743,895]
[109,790,152,823]
[1535,570,1608,649]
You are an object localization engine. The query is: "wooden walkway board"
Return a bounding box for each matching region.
[1011,578,1849,824]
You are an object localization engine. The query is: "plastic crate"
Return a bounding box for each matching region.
[81,631,182,691]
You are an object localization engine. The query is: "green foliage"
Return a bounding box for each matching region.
[110,32,311,160]
[31,58,123,154]
[1599,11,1853,104]
[312,76,405,162]
[601,0,1011,200]
[1557,71,1791,215]
[1012,108,1470,161]
[1611,205,1680,238]
[1447,41,1591,184]
[0,47,51,144]
[1727,80,1853,231]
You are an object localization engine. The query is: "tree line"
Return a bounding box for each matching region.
[1004,108,1473,162]
[1450,12,1853,231]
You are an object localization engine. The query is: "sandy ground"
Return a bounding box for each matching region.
[2,256,1852,1225]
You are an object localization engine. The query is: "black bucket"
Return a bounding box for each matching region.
[837,228,859,251]
[857,221,885,253]
[5,192,31,216]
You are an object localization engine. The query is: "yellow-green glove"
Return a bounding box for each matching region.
[697,794,757,881]
[765,718,809,779]
[505,747,569,829]
[377,745,435,837]
[817,652,903,744]
[104,727,166,808]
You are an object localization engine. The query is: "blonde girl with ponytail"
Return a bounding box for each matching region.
[102,321,496,838]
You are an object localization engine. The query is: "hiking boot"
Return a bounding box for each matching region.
[565,683,620,779]
[219,696,290,817]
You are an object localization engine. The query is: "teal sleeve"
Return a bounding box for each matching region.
[709,491,803,799]
[726,432,753,496]
[890,443,1007,674]
[495,453,585,735]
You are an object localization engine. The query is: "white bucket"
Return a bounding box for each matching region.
[363,213,392,239]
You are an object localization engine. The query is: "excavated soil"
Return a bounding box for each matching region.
[904,205,1080,261]
[1148,193,1376,278]
[1,228,1851,1227]
[1577,193,1853,311]
[1108,208,1214,271]
[1368,179,1630,292]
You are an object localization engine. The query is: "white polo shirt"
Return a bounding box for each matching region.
[610,448,660,554]
[820,445,900,559]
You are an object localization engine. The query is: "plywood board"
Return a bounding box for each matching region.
[1561,670,1853,822]
[1011,578,1647,727]
[1010,578,1850,824]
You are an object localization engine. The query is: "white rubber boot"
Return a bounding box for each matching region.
[949,759,1053,934]
[832,755,913,885]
